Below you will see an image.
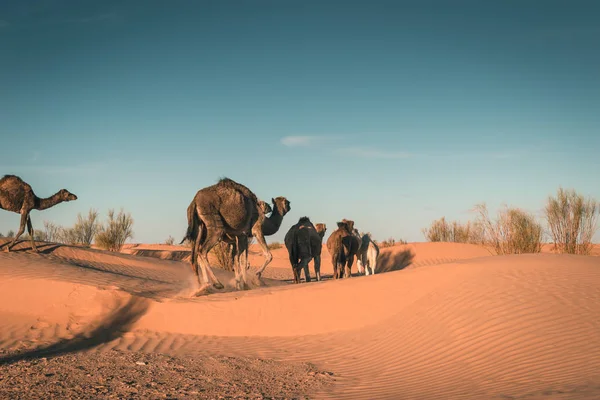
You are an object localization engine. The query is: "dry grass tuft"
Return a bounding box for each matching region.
[545,187,599,255]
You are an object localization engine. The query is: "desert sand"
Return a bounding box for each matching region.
[1,238,600,399]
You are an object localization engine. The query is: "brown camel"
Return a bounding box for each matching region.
[284,217,327,283]
[226,196,291,274]
[180,178,276,293]
[326,219,360,279]
[223,200,272,272]
[0,175,77,252]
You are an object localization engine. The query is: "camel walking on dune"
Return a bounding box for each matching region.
[284,217,327,283]
[326,219,361,279]
[181,178,277,294]
[0,175,77,252]
[227,196,291,274]
[356,232,380,275]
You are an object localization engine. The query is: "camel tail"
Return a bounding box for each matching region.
[181,202,199,244]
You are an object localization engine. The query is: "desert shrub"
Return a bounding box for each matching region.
[210,242,234,271]
[95,209,134,252]
[56,227,79,245]
[267,241,283,250]
[164,235,175,246]
[475,203,542,255]
[43,221,61,242]
[422,217,485,244]
[22,230,47,241]
[378,237,404,248]
[6,230,14,238]
[545,188,599,255]
[72,209,101,246]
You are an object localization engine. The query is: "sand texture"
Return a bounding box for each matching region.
[1,238,600,399]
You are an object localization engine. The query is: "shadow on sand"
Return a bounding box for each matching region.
[0,296,150,365]
[375,248,415,273]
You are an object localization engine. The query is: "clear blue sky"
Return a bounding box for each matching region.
[1,0,599,244]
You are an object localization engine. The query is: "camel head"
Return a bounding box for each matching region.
[257,200,272,215]
[271,197,291,216]
[315,223,327,238]
[58,189,78,202]
[340,219,355,233]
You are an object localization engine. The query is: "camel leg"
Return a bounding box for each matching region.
[236,235,250,290]
[27,217,39,253]
[5,212,29,252]
[345,255,354,278]
[331,254,338,279]
[302,256,312,283]
[194,230,225,293]
[253,232,273,280]
[314,255,321,282]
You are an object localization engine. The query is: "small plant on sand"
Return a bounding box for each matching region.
[475,203,542,255]
[43,221,61,243]
[164,235,175,246]
[544,188,599,255]
[210,242,234,271]
[422,217,485,244]
[56,227,79,245]
[95,209,134,252]
[377,237,405,248]
[71,209,101,246]
[6,230,14,238]
[267,241,283,250]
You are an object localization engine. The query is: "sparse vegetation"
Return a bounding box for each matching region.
[210,242,234,271]
[544,188,599,255]
[95,209,134,252]
[377,237,406,248]
[267,241,283,250]
[164,235,175,246]
[422,217,485,244]
[43,221,61,243]
[72,209,101,246]
[475,203,542,255]
[6,230,14,238]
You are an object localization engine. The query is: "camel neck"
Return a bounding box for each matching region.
[36,193,62,210]
[262,209,284,236]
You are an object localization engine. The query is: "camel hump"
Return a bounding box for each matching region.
[216,177,258,203]
[0,175,25,185]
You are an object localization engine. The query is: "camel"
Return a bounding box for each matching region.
[0,175,77,252]
[284,217,327,283]
[356,232,380,275]
[223,200,272,271]
[326,219,361,279]
[180,178,277,293]
[227,196,291,273]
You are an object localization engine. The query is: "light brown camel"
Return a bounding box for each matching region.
[180,178,276,293]
[284,217,327,283]
[0,175,77,252]
[326,219,361,279]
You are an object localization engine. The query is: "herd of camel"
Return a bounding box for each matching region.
[0,175,379,294]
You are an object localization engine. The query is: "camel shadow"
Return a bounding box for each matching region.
[129,249,191,262]
[0,296,150,365]
[375,248,415,273]
[0,240,63,254]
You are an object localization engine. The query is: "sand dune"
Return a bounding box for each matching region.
[1,237,600,398]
